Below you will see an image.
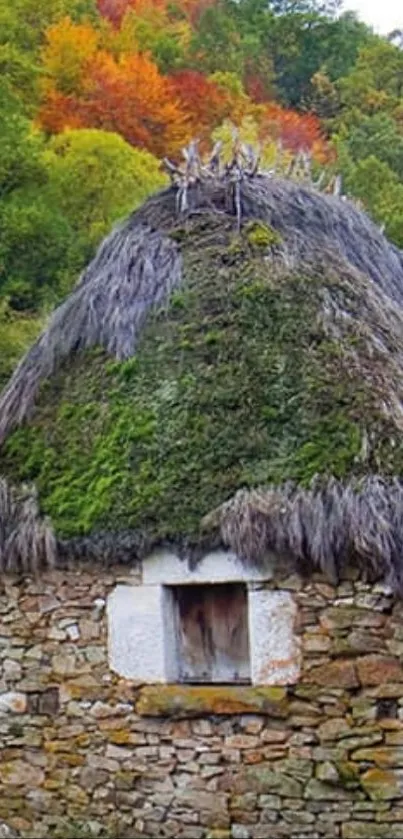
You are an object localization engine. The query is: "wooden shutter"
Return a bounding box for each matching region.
[172,583,250,684]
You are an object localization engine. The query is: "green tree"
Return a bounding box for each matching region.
[114,5,191,74]
[336,150,403,247]
[0,300,43,389]
[341,113,403,180]
[338,40,403,116]
[190,2,245,75]
[0,189,75,309]
[265,10,373,107]
[0,81,45,196]
[0,80,73,309]
[330,38,403,247]
[43,129,167,255]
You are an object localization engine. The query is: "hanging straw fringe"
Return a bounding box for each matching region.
[202,476,403,592]
[0,478,56,574]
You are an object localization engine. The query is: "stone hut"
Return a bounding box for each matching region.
[2,163,403,838]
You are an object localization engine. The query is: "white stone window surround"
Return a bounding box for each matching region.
[107,549,301,686]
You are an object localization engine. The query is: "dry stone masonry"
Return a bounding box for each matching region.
[2,565,403,838]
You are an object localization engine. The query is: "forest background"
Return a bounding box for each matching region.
[1,0,403,388]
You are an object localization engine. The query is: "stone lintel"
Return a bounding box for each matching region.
[136,684,289,718]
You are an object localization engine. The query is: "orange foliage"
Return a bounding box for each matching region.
[41,18,100,97]
[40,50,190,157]
[260,103,329,159]
[39,5,330,163]
[39,88,85,133]
[169,70,228,139]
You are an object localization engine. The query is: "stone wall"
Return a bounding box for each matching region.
[2,565,403,838]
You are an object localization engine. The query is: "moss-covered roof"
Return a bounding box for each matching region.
[2,175,403,579]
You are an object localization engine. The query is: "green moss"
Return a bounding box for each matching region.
[244,220,282,249]
[1,217,399,543]
[334,760,361,787]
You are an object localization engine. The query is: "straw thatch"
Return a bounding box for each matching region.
[202,477,403,592]
[0,224,181,446]
[39,475,403,595]
[0,478,55,574]
[2,165,403,586]
[1,173,403,446]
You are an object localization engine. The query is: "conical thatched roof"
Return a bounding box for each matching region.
[2,171,403,587]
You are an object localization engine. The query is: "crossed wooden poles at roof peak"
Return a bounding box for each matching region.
[162,137,367,230]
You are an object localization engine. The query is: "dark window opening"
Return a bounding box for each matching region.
[377,699,398,720]
[168,582,251,684]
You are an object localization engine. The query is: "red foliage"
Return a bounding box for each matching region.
[40,51,190,157]
[97,0,216,28]
[261,103,329,158]
[39,88,85,133]
[169,70,228,139]
[246,75,267,104]
[97,0,166,26]
[96,0,131,26]
[40,5,330,163]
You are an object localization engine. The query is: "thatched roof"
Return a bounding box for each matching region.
[2,171,403,585]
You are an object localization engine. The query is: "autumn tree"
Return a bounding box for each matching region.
[97,0,131,26]
[169,70,229,139]
[261,102,329,157]
[211,71,258,123]
[0,0,98,56]
[41,49,190,157]
[309,69,340,120]
[40,16,100,96]
[110,0,191,72]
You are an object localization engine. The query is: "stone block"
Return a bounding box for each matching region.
[318,718,351,741]
[38,689,59,716]
[316,762,340,784]
[136,686,289,718]
[304,779,355,800]
[357,656,403,687]
[230,794,257,812]
[360,768,403,800]
[0,761,44,788]
[225,735,260,750]
[233,765,302,798]
[0,693,26,714]
[309,660,359,689]
[232,826,250,839]
[320,608,385,631]
[352,747,403,767]
[342,823,403,838]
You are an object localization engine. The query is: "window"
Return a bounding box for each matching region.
[107,548,302,685]
[169,583,250,684]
